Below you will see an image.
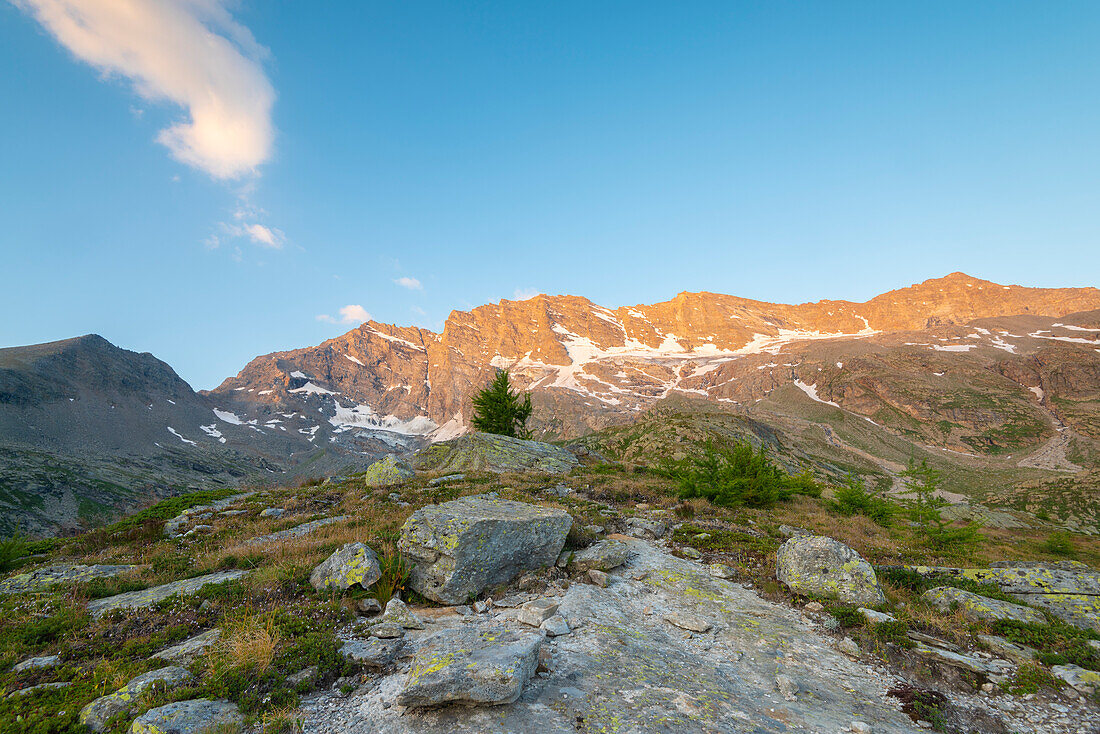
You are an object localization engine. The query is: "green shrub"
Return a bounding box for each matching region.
[470,370,533,439]
[660,440,820,509]
[1006,662,1065,694]
[874,620,913,647]
[831,478,896,526]
[0,533,28,572]
[899,459,982,551]
[825,604,865,628]
[1043,531,1074,556]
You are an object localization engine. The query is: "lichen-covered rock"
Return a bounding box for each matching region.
[923,586,1046,625]
[151,629,221,662]
[399,494,572,604]
[412,433,579,474]
[13,655,60,672]
[87,571,247,617]
[129,699,241,734]
[907,564,1100,632]
[1052,663,1100,694]
[568,539,630,573]
[81,666,192,732]
[0,563,136,595]
[362,455,415,487]
[396,626,542,707]
[341,637,406,671]
[776,535,885,606]
[380,597,425,629]
[310,543,381,592]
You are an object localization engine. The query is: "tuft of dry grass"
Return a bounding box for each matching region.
[211,614,282,675]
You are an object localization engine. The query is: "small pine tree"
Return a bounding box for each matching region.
[899,458,981,550]
[470,370,533,439]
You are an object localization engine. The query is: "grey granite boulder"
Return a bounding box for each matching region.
[568,539,630,573]
[412,433,579,474]
[362,455,415,487]
[398,494,572,604]
[129,699,241,733]
[309,543,382,592]
[81,666,192,732]
[396,626,542,707]
[776,535,885,606]
[922,586,1046,624]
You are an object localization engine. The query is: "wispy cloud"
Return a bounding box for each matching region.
[244,223,283,249]
[513,288,541,301]
[316,305,371,325]
[394,276,422,291]
[15,0,275,180]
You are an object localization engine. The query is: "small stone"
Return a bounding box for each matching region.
[453,605,473,616]
[518,599,560,627]
[259,507,284,518]
[586,569,609,587]
[850,722,871,734]
[837,637,861,657]
[664,611,711,633]
[775,673,798,701]
[341,637,405,671]
[357,598,382,616]
[151,629,222,662]
[381,597,424,629]
[777,524,809,538]
[625,517,666,540]
[370,622,405,639]
[694,533,711,541]
[804,601,824,613]
[569,540,631,573]
[858,607,896,624]
[473,598,493,614]
[541,615,571,637]
[585,525,605,535]
[708,563,736,580]
[287,665,319,688]
[681,547,703,560]
[981,682,995,693]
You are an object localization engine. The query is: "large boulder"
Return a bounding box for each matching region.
[81,666,192,732]
[310,543,382,592]
[396,626,542,707]
[776,535,885,606]
[129,699,241,734]
[412,433,579,474]
[362,455,415,487]
[923,586,1046,625]
[398,494,572,604]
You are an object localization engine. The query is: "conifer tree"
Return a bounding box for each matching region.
[470,370,533,439]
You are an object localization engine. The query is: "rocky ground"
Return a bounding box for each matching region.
[3,434,1100,733]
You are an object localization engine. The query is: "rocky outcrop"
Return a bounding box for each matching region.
[87,571,247,617]
[922,586,1046,625]
[396,626,543,707]
[908,564,1100,632]
[361,455,415,486]
[0,563,136,594]
[412,433,579,474]
[310,543,381,592]
[776,535,886,606]
[398,495,572,604]
[129,699,242,734]
[80,666,192,732]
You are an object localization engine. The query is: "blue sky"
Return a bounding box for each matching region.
[2,1,1099,390]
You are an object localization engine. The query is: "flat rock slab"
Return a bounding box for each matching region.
[242,516,348,547]
[399,494,572,604]
[923,586,1046,625]
[13,655,61,672]
[396,626,542,707]
[130,699,241,734]
[87,571,247,616]
[912,643,1015,681]
[151,629,221,662]
[908,565,1100,632]
[303,539,929,733]
[0,563,137,594]
[164,492,254,537]
[412,433,579,474]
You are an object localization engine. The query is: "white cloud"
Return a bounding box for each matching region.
[244,223,283,249]
[394,276,422,291]
[410,305,427,316]
[513,288,541,300]
[15,0,275,179]
[338,305,371,324]
[315,314,336,323]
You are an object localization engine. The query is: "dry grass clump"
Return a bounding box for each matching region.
[212,614,282,675]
